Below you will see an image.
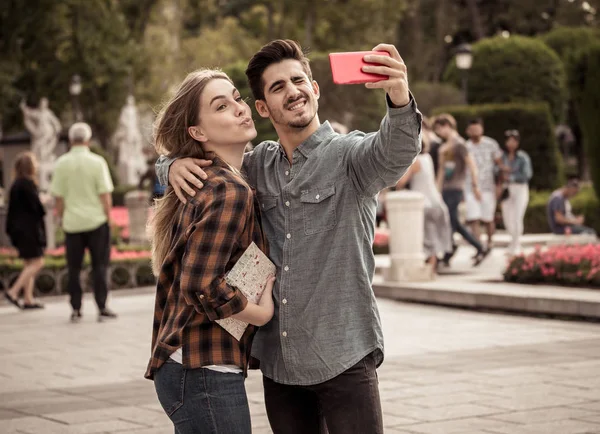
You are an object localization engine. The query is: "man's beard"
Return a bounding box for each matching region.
[269,99,318,130]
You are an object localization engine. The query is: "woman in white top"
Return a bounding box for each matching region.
[397,125,452,272]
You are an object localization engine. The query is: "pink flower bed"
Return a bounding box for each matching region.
[504,244,600,287]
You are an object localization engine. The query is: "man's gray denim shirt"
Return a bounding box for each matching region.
[156,97,422,385]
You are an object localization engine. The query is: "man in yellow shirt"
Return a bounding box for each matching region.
[50,122,117,322]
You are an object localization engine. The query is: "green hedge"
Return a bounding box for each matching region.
[569,42,600,197]
[540,27,600,64]
[524,186,599,235]
[432,103,564,190]
[444,36,567,123]
[411,82,465,117]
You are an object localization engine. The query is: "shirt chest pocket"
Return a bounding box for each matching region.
[300,185,337,235]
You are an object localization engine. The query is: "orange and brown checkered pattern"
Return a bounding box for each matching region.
[145,158,268,380]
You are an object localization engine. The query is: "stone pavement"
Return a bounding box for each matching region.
[1,289,600,434]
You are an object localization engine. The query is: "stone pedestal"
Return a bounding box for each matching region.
[384,190,432,282]
[124,190,151,245]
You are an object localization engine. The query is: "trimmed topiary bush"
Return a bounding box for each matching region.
[569,42,600,197]
[444,36,567,123]
[432,103,564,190]
[541,27,600,64]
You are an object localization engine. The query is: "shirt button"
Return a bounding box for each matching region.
[285,170,289,176]
[282,331,287,337]
[284,266,289,271]
[285,201,290,207]
[316,194,320,200]
[282,298,287,304]
[286,233,291,239]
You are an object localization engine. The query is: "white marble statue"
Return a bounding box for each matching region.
[20,98,61,164]
[20,98,62,190]
[113,95,147,186]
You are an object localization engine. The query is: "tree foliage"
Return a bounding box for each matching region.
[444,36,568,123]
[569,42,600,196]
[0,0,147,146]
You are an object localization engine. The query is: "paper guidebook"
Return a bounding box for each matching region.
[216,242,275,340]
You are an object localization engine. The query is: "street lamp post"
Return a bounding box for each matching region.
[69,74,83,122]
[454,44,473,104]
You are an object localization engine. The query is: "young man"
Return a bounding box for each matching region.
[50,123,117,323]
[464,118,502,249]
[547,177,597,236]
[155,40,421,434]
[433,114,489,266]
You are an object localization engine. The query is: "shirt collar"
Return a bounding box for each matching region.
[276,121,336,158]
[69,145,90,153]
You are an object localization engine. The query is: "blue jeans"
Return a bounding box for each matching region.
[442,189,484,259]
[154,360,251,434]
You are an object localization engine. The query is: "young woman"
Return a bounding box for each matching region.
[144,69,275,434]
[396,119,452,273]
[5,151,46,309]
[500,130,533,256]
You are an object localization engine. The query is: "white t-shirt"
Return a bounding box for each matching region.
[465,136,502,192]
[169,348,243,375]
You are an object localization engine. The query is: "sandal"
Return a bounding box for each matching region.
[4,292,22,309]
[23,302,44,309]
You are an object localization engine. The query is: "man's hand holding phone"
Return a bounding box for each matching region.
[329,44,409,107]
[362,44,409,107]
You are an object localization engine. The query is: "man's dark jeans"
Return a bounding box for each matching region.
[154,360,252,434]
[442,189,483,260]
[263,351,383,434]
[65,223,110,311]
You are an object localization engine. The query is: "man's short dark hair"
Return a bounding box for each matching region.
[245,39,312,101]
[432,114,457,130]
[566,176,580,189]
[468,118,483,127]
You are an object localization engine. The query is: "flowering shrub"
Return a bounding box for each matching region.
[504,244,600,287]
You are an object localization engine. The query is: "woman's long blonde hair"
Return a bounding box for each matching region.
[150,69,232,276]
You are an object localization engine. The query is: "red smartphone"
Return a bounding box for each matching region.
[329,51,391,85]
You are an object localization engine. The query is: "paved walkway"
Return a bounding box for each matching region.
[1,289,600,433]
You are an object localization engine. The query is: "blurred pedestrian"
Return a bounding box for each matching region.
[433,114,489,266]
[4,152,46,309]
[464,118,502,250]
[500,130,533,255]
[423,116,443,175]
[50,122,117,322]
[547,177,597,237]
[397,123,452,273]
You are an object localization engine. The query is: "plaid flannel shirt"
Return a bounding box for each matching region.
[145,158,268,380]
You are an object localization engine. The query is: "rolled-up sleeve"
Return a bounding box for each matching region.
[345,94,422,197]
[180,183,251,321]
[155,155,175,187]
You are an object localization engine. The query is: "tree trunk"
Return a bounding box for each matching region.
[434,0,448,82]
[304,1,315,48]
[266,1,274,40]
[396,0,422,78]
[465,0,485,40]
